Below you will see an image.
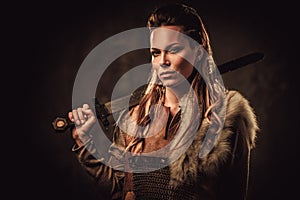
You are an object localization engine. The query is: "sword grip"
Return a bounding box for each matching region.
[51,100,110,133]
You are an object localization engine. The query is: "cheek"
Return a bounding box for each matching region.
[174,57,194,77]
[177,50,196,66]
[151,60,160,71]
[173,56,191,69]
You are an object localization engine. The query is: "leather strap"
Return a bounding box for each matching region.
[123,172,135,200]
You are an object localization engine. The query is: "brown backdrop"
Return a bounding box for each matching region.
[12,0,299,199]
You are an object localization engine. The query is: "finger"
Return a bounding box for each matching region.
[82,105,96,118]
[72,109,81,125]
[82,103,90,110]
[82,104,90,118]
[84,110,96,124]
[77,107,86,124]
[68,112,74,122]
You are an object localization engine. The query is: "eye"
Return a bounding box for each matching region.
[150,49,160,57]
[168,46,183,54]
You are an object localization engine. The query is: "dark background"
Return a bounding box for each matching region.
[8,0,299,199]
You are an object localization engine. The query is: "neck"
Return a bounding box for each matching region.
[164,88,180,116]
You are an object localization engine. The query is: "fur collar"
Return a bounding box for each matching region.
[169,90,259,187]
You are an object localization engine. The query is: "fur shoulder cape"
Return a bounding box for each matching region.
[169,90,259,186]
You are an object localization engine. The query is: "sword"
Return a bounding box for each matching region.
[51,52,264,133]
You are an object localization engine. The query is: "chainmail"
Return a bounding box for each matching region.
[132,166,197,200]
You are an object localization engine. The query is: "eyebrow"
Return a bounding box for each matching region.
[150,42,182,51]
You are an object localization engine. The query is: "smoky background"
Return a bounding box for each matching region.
[8,0,299,199]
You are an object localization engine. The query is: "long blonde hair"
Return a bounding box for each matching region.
[122,3,227,156]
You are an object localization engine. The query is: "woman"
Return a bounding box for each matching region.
[69,3,259,200]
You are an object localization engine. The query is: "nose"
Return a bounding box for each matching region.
[159,51,170,67]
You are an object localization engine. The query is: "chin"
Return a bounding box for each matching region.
[161,79,184,88]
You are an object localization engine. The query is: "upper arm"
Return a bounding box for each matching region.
[218,117,252,200]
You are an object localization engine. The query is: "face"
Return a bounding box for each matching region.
[150,26,198,87]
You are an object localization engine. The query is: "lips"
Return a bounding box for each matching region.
[159,71,177,78]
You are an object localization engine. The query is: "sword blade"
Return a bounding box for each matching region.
[218,52,264,74]
[52,52,264,132]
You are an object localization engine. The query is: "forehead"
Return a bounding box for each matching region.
[150,26,189,49]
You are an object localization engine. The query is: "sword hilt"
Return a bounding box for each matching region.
[51,85,147,133]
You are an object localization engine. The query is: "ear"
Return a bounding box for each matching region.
[196,45,204,61]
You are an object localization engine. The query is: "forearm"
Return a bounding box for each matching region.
[72,139,124,199]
